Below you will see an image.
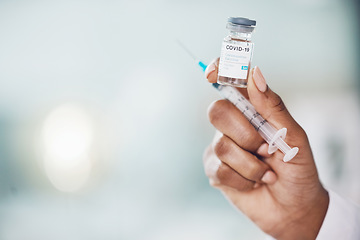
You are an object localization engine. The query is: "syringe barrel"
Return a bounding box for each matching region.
[257,121,277,144]
[218,85,277,144]
[213,83,299,162]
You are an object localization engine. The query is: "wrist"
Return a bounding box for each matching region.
[276,187,329,240]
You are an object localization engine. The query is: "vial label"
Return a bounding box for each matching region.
[218,41,253,79]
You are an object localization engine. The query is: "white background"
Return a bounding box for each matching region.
[0,0,359,239]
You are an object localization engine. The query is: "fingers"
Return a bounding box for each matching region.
[256,143,272,158]
[213,134,271,183]
[203,134,277,192]
[208,99,264,153]
[203,145,256,191]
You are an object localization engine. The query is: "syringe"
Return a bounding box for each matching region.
[178,42,299,162]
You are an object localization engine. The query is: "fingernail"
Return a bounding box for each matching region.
[205,63,216,79]
[261,171,277,184]
[253,66,267,93]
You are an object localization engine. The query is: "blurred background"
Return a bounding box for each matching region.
[0,0,359,239]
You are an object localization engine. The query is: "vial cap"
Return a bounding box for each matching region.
[228,17,256,27]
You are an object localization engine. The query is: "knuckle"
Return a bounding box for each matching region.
[246,159,268,181]
[213,135,230,158]
[235,127,259,145]
[269,94,286,113]
[297,126,308,140]
[216,164,254,191]
[216,163,231,182]
[207,100,231,125]
[294,125,310,148]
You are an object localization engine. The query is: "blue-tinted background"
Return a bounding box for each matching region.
[0,0,359,239]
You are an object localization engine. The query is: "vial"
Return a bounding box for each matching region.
[218,17,256,87]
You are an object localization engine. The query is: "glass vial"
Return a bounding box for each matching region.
[217,17,256,88]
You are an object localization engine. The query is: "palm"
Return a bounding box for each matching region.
[219,142,323,236]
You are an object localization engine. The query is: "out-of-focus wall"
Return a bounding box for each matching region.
[0,0,358,239]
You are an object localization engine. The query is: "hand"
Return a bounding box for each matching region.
[203,59,329,240]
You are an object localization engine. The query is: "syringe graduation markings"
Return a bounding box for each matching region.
[178,42,299,162]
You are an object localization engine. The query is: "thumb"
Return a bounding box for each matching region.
[247,66,302,139]
[247,66,313,166]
